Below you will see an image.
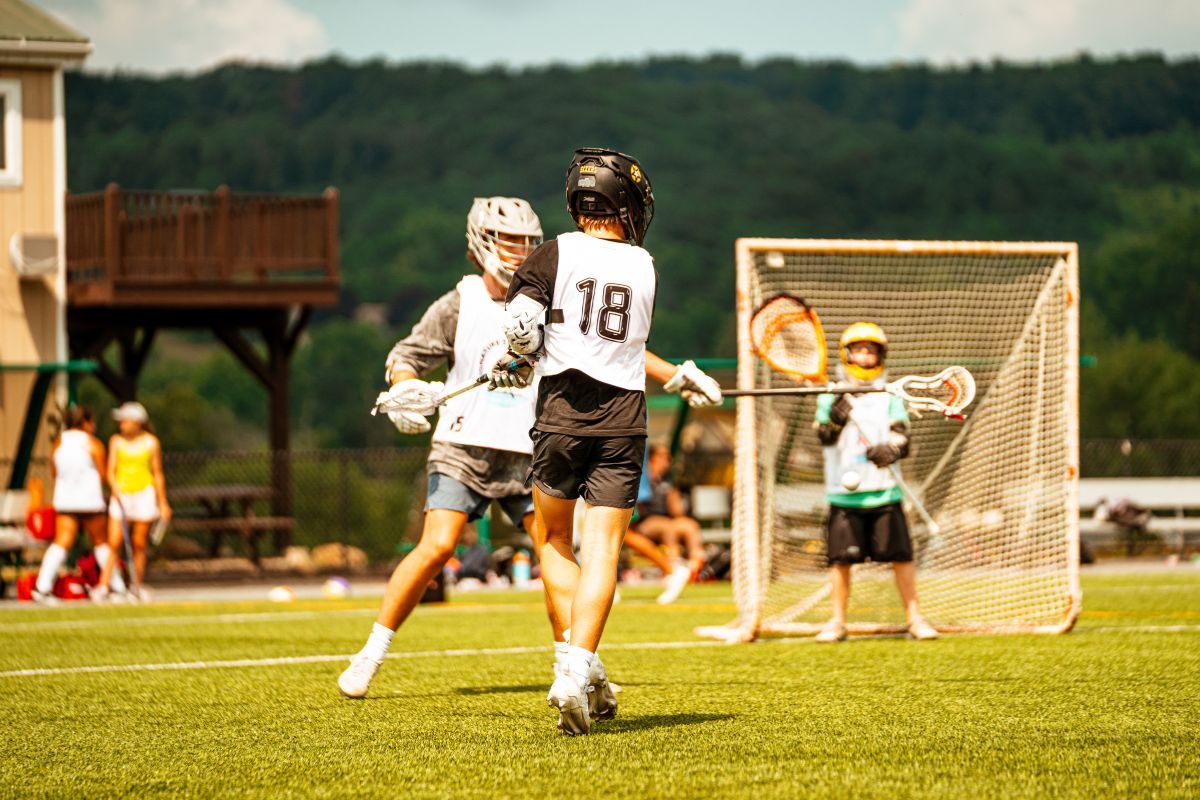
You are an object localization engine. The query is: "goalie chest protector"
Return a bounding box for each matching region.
[540,232,656,391]
[433,275,537,455]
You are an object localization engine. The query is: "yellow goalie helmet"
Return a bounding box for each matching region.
[839,322,888,382]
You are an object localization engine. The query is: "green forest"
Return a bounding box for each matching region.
[65,54,1200,449]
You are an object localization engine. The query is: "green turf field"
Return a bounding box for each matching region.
[2,571,1198,799]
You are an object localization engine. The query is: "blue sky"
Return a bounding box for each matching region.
[47,0,1200,74]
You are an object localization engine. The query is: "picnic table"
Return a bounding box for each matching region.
[167,484,294,565]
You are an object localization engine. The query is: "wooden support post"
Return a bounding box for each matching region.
[215,185,231,280]
[103,183,120,285]
[323,187,340,282]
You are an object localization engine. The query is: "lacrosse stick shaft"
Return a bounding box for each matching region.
[845,405,941,535]
[371,357,533,415]
[115,497,141,597]
[724,386,881,397]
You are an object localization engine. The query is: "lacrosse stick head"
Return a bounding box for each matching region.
[749,294,828,382]
[890,366,976,418]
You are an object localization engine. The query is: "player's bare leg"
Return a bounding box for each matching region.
[531,488,579,641]
[817,564,852,642]
[569,502,632,650]
[893,561,938,639]
[339,509,468,698]
[536,489,629,734]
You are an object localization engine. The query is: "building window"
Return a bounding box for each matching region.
[0,79,22,188]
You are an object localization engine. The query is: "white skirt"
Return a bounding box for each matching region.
[110,486,160,523]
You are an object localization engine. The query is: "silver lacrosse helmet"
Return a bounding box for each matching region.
[465,197,543,288]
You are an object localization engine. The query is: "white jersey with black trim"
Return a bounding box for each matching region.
[540,231,656,391]
[432,275,537,455]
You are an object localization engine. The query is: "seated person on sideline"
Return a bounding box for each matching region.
[635,443,705,604]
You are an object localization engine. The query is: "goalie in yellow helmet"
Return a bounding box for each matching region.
[838,321,888,383]
[813,322,938,643]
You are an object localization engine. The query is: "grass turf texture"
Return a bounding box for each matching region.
[1,571,1198,799]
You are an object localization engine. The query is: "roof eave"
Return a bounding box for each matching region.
[0,37,91,65]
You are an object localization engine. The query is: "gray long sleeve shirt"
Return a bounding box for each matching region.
[386,287,531,499]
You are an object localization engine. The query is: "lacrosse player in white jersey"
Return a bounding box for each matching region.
[492,148,723,735]
[337,197,548,698]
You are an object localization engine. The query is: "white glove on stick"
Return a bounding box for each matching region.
[374,378,445,416]
[388,409,431,435]
[664,360,723,407]
[503,294,546,355]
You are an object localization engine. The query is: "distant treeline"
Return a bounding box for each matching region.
[66,54,1200,447]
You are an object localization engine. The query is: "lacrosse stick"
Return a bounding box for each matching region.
[725,367,976,419]
[843,398,941,534]
[370,355,534,417]
[726,294,976,418]
[113,495,141,599]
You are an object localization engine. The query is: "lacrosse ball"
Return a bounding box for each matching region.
[268,585,296,603]
[322,576,351,598]
[841,471,861,491]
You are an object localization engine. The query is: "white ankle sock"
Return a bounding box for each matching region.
[565,645,595,684]
[361,622,394,662]
[36,543,68,594]
[94,544,127,593]
[554,628,572,668]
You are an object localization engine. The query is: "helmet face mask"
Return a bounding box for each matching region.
[839,322,888,383]
[466,197,543,289]
[565,148,654,246]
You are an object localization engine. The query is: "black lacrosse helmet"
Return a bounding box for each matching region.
[565,147,655,246]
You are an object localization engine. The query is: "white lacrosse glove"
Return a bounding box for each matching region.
[503,294,546,355]
[489,352,535,390]
[664,360,723,407]
[374,378,445,416]
[388,409,432,435]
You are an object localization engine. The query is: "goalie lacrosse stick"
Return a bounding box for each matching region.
[370,355,534,416]
[843,398,941,535]
[727,293,976,418]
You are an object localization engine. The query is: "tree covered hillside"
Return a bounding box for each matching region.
[66,54,1200,446]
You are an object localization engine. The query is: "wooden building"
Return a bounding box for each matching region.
[0,0,89,486]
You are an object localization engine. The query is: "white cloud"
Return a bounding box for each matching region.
[895,0,1200,63]
[50,0,330,74]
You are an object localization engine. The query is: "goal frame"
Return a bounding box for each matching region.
[698,238,1082,642]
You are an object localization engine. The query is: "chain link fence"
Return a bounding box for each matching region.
[1080,439,1200,478]
[8,438,1200,567]
[162,448,430,564]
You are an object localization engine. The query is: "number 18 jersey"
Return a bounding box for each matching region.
[538,231,656,390]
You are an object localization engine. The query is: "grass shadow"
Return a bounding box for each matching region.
[596,712,735,734]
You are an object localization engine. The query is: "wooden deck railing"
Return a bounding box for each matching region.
[66,184,339,305]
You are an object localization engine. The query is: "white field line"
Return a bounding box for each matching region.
[0,639,731,679]
[2,625,1198,680]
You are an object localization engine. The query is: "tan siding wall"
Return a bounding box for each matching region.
[0,67,59,476]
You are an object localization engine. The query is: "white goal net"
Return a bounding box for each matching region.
[698,239,1081,641]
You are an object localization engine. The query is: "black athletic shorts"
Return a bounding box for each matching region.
[528,431,646,509]
[825,503,913,565]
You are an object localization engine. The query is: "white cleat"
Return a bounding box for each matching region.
[656,566,691,605]
[908,617,939,641]
[88,585,110,604]
[587,657,618,723]
[31,589,60,606]
[547,668,591,736]
[815,619,847,643]
[338,652,383,698]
